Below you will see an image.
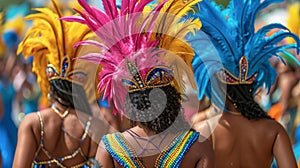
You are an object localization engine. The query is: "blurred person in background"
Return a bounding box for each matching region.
[12,56,41,125]
[267,1,300,138]
[188,0,300,167]
[0,9,23,167]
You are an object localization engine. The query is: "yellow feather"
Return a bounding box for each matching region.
[150,0,202,90]
[160,0,201,17]
[287,3,300,43]
[18,0,96,105]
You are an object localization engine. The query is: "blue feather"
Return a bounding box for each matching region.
[187,0,300,109]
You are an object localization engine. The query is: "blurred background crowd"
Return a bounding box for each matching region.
[0,0,299,167]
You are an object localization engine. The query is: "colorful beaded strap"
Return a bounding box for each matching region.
[32,112,93,168]
[155,130,199,167]
[102,130,199,168]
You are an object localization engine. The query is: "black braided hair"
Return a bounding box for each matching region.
[125,85,190,134]
[226,84,272,120]
[49,78,92,116]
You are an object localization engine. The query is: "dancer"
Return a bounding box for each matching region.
[63,0,214,167]
[13,0,105,167]
[188,0,300,167]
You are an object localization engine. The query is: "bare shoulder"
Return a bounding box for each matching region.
[187,134,215,168]
[19,112,39,130]
[252,118,287,141]
[19,109,51,139]
[259,119,285,133]
[188,134,214,156]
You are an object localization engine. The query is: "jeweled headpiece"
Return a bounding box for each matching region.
[122,59,175,93]
[17,0,97,105]
[188,0,300,104]
[62,0,201,115]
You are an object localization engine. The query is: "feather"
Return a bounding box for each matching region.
[148,0,202,91]
[63,0,201,115]
[18,0,95,106]
[188,0,300,109]
[287,2,300,41]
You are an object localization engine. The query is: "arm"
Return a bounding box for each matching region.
[13,113,38,167]
[273,123,297,168]
[196,139,215,168]
[96,141,114,168]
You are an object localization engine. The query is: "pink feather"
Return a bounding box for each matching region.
[74,40,108,51]
[60,16,86,24]
[63,0,168,115]
[102,0,118,19]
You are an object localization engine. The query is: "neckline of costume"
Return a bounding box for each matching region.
[51,105,69,118]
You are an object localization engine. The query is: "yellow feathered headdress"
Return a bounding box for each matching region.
[150,0,202,90]
[17,0,98,106]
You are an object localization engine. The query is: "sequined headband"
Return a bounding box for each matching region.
[122,60,175,92]
[46,56,88,85]
[216,56,258,85]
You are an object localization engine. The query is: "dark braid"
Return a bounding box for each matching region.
[125,85,190,134]
[50,78,92,115]
[226,84,272,120]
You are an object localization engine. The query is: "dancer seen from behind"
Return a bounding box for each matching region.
[13,0,107,167]
[63,0,214,167]
[188,0,300,167]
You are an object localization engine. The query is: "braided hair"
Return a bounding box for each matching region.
[226,84,272,120]
[49,78,92,116]
[125,85,189,134]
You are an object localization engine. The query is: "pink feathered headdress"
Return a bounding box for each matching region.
[62,0,201,115]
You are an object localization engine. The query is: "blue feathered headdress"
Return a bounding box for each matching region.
[187,0,300,107]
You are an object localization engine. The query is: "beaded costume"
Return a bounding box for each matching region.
[102,130,199,168]
[32,112,94,168]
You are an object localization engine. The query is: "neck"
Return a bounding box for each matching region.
[53,101,68,112]
[134,125,157,137]
[225,101,242,115]
[52,101,70,118]
[227,111,242,115]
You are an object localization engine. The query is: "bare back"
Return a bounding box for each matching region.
[213,113,296,168]
[13,108,99,167]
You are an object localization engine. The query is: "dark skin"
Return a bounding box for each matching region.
[96,125,215,168]
[13,101,102,167]
[204,102,297,168]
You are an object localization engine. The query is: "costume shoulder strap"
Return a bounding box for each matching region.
[156,130,199,167]
[102,133,143,168]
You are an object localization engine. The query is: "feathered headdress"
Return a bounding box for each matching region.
[17,0,97,106]
[187,0,300,107]
[62,0,201,115]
